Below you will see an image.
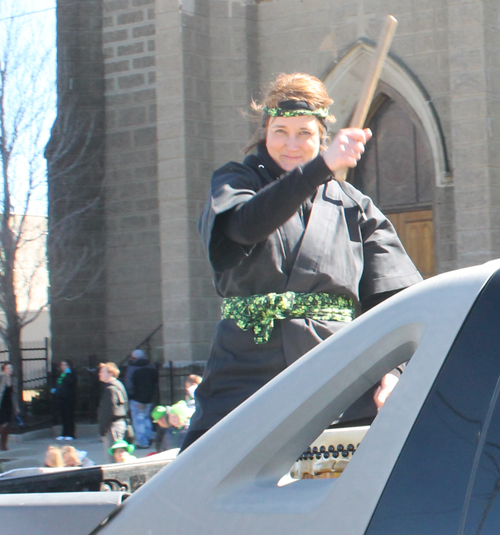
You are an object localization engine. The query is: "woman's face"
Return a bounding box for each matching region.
[266,115,321,172]
[3,364,13,376]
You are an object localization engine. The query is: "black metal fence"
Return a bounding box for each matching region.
[1,338,207,429]
[158,360,206,406]
[66,360,207,423]
[0,338,50,392]
[0,339,52,431]
[73,360,207,423]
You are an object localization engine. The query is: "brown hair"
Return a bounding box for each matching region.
[186,374,202,386]
[45,445,64,468]
[61,445,81,467]
[245,72,336,154]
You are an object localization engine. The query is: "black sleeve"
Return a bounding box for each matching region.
[221,155,332,245]
[359,289,402,314]
[350,184,422,300]
[98,389,113,436]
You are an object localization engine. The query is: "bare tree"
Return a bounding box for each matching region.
[45,97,105,303]
[0,0,106,404]
[0,1,57,392]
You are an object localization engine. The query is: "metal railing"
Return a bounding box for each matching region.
[158,360,206,406]
[0,339,51,431]
[0,338,50,392]
[0,331,208,430]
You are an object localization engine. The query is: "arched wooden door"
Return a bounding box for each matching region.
[351,89,435,278]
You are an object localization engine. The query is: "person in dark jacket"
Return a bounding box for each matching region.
[184,72,422,450]
[124,349,158,448]
[97,362,129,463]
[52,359,77,440]
[0,362,20,451]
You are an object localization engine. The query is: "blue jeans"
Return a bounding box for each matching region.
[129,400,153,447]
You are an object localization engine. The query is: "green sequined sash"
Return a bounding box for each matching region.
[221,291,355,344]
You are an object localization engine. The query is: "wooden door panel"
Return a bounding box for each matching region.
[387,210,435,279]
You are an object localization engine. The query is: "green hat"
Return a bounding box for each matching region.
[170,400,195,427]
[151,405,167,423]
[108,439,135,456]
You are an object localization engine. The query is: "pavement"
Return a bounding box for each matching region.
[0,424,158,473]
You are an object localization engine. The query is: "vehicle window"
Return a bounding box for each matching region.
[462,369,500,533]
[365,270,500,535]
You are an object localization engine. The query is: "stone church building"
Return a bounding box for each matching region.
[47,0,500,365]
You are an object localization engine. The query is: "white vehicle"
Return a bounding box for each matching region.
[4,260,500,535]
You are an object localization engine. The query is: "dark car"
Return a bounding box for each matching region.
[4,260,500,535]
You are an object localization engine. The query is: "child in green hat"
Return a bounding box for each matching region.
[108,439,137,463]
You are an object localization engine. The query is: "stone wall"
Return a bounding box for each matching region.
[51,0,500,365]
[448,0,500,267]
[152,1,261,361]
[102,0,162,362]
[47,0,107,363]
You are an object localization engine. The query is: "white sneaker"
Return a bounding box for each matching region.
[56,436,65,441]
[64,436,74,441]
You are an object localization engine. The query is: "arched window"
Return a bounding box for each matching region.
[351,87,435,278]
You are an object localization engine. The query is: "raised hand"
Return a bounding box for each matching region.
[322,127,372,173]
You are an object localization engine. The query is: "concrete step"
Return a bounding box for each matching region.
[0,447,38,458]
[51,424,99,439]
[9,424,100,443]
[0,445,44,473]
[9,428,54,443]
[0,455,41,472]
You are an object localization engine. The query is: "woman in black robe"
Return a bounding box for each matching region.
[184,73,422,449]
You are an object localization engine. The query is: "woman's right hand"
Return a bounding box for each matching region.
[322,127,372,173]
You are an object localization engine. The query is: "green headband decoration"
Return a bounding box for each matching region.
[263,100,329,120]
[263,107,329,119]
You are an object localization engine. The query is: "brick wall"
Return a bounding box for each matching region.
[47,0,107,363]
[102,0,162,362]
[448,0,500,268]
[52,0,500,364]
[255,0,458,275]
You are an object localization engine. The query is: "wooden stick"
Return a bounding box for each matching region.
[335,15,398,182]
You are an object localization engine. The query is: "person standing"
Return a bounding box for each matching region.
[184,374,202,410]
[0,363,20,451]
[52,359,77,440]
[97,362,129,463]
[124,349,158,448]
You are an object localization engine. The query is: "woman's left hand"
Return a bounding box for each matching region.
[374,373,399,409]
[322,127,372,172]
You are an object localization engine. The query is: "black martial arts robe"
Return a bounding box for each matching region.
[190,144,422,432]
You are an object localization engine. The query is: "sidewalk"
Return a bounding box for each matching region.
[0,424,157,473]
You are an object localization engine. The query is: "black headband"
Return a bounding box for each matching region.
[263,99,329,119]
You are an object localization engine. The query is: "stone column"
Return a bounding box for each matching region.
[155,0,259,362]
[102,0,162,362]
[448,0,500,267]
